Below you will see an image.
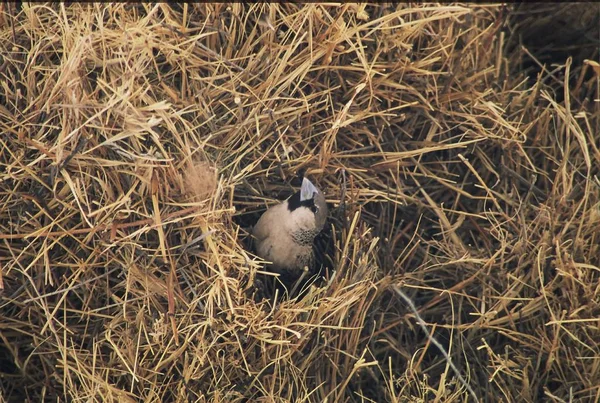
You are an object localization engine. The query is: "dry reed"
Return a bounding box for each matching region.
[0,3,598,402]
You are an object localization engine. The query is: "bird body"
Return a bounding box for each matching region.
[252,178,328,277]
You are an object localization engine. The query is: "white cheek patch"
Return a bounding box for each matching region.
[300,178,319,201]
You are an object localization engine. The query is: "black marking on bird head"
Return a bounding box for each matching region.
[288,178,319,213]
[287,191,317,212]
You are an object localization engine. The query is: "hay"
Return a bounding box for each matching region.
[0,2,598,402]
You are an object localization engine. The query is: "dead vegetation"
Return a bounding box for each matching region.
[0,3,598,402]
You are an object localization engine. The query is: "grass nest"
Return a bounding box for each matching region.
[0,3,599,402]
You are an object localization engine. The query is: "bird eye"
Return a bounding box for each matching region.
[310,205,318,213]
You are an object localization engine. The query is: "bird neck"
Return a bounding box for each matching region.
[290,227,319,246]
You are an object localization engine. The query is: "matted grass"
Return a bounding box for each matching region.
[0,3,598,402]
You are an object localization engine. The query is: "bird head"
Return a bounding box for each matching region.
[286,177,328,233]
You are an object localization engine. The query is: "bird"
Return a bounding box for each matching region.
[252,177,328,281]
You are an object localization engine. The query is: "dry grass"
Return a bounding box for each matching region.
[0,3,599,402]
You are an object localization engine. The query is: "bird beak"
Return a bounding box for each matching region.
[300,177,319,201]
